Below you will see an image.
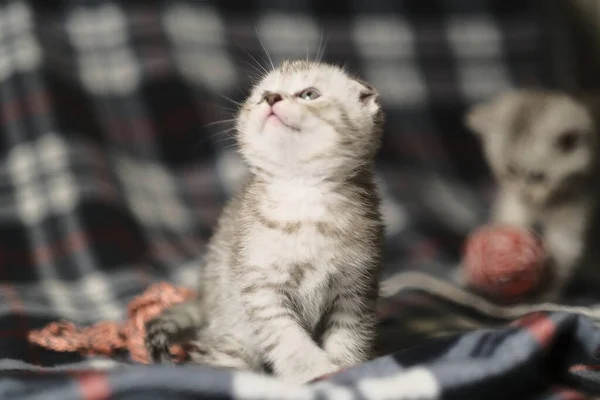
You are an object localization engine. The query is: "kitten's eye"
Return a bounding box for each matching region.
[556,130,579,152]
[527,172,546,184]
[297,88,320,101]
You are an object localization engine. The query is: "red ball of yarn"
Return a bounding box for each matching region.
[463,225,547,299]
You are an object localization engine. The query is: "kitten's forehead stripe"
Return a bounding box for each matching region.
[510,95,550,140]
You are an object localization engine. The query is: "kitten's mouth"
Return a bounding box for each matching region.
[265,111,299,132]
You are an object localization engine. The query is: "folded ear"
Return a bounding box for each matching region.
[351,78,374,99]
[353,78,380,115]
[466,91,529,136]
[577,92,600,126]
[465,96,506,136]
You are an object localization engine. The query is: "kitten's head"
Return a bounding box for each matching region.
[236,60,383,179]
[466,90,599,206]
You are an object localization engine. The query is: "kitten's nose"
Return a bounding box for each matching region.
[264,92,283,106]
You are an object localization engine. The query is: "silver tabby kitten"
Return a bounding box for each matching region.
[145,60,385,383]
[466,89,600,300]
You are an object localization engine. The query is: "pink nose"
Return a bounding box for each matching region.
[264,92,283,106]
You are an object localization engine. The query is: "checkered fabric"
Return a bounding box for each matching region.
[1,0,600,398]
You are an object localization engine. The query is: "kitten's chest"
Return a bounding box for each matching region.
[261,180,334,222]
[243,223,337,268]
[243,224,339,330]
[243,184,344,267]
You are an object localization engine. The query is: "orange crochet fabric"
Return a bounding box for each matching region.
[28,282,195,363]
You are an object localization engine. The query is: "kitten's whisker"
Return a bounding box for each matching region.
[315,31,323,62]
[235,42,269,76]
[317,31,327,62]
[255,27,275,71]
[219,142,238,152]
[211,127,237,138]
[203,119,237,128]
[211,135,236,145]
[315,31,328,63]
[240,61,265,78]
[212,104,239,113]
[193,133,236,152]
[239,63,265,84]
[236,86,253,101]
[193,127,236,150]
[246,74,261,86]
[211,132,239,149]
[219,94,243,107]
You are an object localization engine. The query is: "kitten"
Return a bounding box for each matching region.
[465,89,600,300]
[145,60,385,383]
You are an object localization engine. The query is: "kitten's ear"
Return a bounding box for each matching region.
[577,92,600,125]
[465,100,497,136]
[354,78,380,111]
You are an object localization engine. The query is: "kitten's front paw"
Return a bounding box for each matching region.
[144,317,177,363]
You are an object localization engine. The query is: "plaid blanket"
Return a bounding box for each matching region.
[2,0,600,398]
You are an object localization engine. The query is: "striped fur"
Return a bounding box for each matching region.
[145,61,384,383]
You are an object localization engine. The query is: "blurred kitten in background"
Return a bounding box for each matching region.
[466,90,600,300]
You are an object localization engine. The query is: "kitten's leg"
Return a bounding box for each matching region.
[188,333,261,371]
[492,189,532,226]
[321,281,377,369]
[239,278,338,383]
[539,208,587,301]
[537,231,581,301]
[145,298,205,363]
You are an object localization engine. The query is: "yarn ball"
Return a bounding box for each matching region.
[463,225,547,300]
